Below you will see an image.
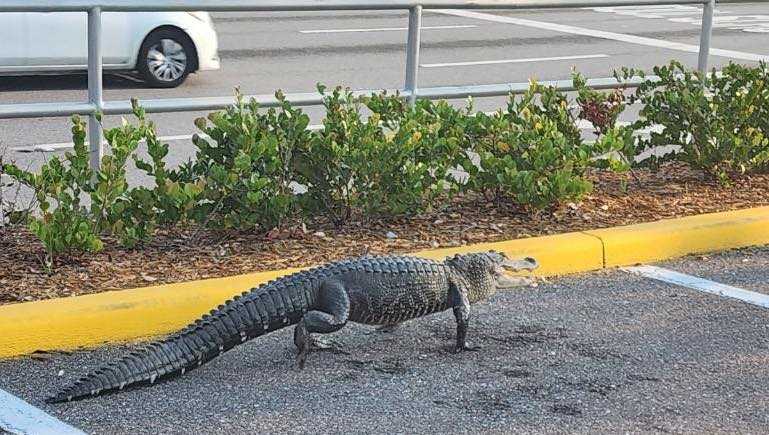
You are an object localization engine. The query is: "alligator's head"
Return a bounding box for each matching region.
[446,251,538,302]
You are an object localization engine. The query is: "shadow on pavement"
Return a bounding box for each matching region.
[0,73,148,92]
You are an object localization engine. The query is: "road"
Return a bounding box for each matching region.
[1,2,767,173]
[1,247,769,433]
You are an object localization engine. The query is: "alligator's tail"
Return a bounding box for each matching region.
[47,284,310,403]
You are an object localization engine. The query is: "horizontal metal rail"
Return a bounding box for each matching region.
[1,0,708,12]
[0,76,662,119]
[0,102,98,119]
[0,0,715,166]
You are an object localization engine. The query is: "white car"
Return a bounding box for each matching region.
[0,11,220,88]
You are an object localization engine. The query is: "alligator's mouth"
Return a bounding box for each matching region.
[496,257,538,289]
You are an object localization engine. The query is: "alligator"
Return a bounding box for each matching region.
[47,251,537,403]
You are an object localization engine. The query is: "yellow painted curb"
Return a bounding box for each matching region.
[1,206,768,358]
[412,231,603,277]
[0,268,301,359]
[586,206,769,267]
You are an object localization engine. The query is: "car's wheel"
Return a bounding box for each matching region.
[137,28,197,88]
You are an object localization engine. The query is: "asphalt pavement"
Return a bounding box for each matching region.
[1,247,769,434]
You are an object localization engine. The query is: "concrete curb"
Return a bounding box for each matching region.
[1,206,768,359]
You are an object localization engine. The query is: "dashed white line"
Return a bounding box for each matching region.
[0,388,86,435]
[588,5,727,19]
[589,5,769,34]
[624,265,769,309]
[670,15,769,33]
[434,9,769,63]
[421,53,609,68]
[300,24,476,34]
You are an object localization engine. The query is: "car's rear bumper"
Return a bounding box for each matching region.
[199,54,220,71]
[184,15,220,72]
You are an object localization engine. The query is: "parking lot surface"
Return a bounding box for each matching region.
[1,247,768,434]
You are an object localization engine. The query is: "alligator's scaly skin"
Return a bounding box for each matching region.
[48,252,536,403]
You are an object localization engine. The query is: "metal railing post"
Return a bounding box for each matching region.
[404,5,422,106]
[87,6,104,171]
[697,0,715,73]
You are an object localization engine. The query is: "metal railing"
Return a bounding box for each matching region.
[0,0,716,170]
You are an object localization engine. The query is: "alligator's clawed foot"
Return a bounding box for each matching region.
[454,343,482,353]
[293,321,311,370]
[310,336,336,350]
[295,350,308,370]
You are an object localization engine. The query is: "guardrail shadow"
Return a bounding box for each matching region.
[0,73,148,92]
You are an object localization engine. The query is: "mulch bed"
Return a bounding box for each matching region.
[2,163,768,305]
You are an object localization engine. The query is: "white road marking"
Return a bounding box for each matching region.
[434,9,769,63]
[11,134,199,153]
[670,15,769,33]
[11,124,325,153]
[11,135,198,153]
[13,118,666,153]
[588,5,725,19]
[300,24,476,34]
[421,53,609,68]
[624,265,769,309]
[589,5,769,33]
[0,388,86,435]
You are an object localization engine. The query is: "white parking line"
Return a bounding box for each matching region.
[11,134,199,153]
[11,125,325,153]
[0,388,86,435]
[434,9,769,63]
[421,53,609,68]
[589,5,769,34]
[670,15,769,33]
[624,265,769,309]
[300,24,476,34]
[11,119,666,153]
[588,5,727,19]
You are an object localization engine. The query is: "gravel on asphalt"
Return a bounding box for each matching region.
[2,249,768,434]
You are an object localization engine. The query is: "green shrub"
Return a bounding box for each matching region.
[183,91,308,230]
[628,60,769,182]
[2,116,101,259]
[2,100,163,261]
[132,106,202,227]
[292,85,374,224]
[361,96,464,215]
[295,86,462,222]
[465,81,595,208]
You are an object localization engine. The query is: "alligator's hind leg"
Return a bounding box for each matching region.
[294,280,350,369]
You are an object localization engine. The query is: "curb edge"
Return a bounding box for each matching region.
[1,206,768,358]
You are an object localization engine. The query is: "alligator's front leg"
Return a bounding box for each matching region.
[449,283,481,352]
[294,280,350,369]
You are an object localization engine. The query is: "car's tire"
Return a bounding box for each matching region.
[136,27,197,88]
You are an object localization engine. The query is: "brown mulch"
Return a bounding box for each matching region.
[1,163,768,306]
